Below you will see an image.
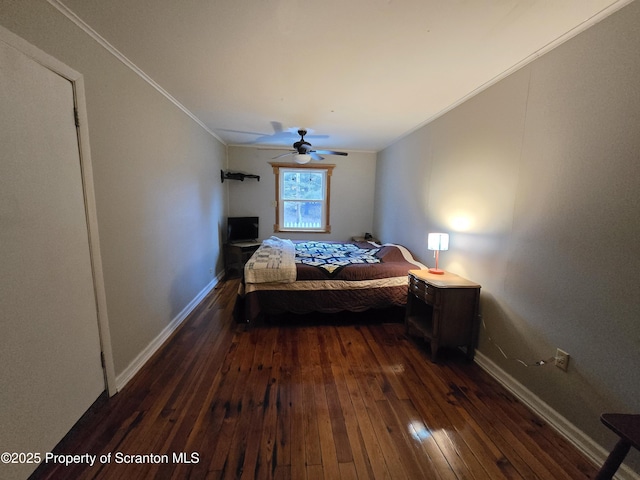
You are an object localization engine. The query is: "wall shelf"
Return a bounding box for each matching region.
[221,170,260,183]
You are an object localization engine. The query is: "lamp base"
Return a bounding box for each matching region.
[428,268,445,275]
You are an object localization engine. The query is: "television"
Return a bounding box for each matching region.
[227,216,259,243]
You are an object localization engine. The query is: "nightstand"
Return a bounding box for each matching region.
[351,236,380,243]
[405,269,481,361]
[224,241,261,278]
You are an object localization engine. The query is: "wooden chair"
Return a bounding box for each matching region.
[596,413,640,480]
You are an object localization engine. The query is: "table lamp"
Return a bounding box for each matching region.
[427,233,449,274]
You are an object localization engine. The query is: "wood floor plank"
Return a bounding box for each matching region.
[226,328,279,480]
[375,396,435,479]
[33,279,601,480]
[273,464,291,480]
[399,397,459,480]
[324,328,378,480]
[302,328,323,467]
[244,327,282,480]
[359,324,410,401]
[338,461,358,480]
[332,329,392,479]
[273,328,293,470]
[210,328,260,475]
[305,463,324,480]
[316,327,353,465]
[309,328,342,480]
[286,328,307,474]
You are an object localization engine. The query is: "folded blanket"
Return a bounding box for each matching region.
[244,236,297,284]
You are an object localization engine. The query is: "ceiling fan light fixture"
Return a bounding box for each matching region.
[294,153,312,164]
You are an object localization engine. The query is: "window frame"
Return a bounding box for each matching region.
[270,162,335,234]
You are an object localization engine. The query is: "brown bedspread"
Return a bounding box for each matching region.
[295,242,420,281]
[237,241,425,323]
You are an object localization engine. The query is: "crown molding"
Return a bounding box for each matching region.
[383,0,637,152]
[46,0,225,145]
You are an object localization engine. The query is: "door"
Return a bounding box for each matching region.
[0,36,105,479]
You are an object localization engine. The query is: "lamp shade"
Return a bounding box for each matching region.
[427,233,449,251]
[294,154,312,164]
[427,232,449,275]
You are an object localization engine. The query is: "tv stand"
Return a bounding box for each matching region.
[224,241,261,278]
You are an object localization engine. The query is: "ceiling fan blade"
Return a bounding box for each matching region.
[271,121,284,134]
[313,150,348,156]
[217,122,302,145]
[310,152,324,161]
[217,128,287,145]
[216,128,271,137]
[272,151,295,159]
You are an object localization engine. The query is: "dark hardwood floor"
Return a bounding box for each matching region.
[33,278,599,479]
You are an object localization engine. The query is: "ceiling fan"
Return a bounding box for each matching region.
[273,129,348,164]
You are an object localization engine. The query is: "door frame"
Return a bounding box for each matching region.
[0,25,117,396]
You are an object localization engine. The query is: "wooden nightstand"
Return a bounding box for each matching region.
[224,241,261,278]
[405,269,481,361]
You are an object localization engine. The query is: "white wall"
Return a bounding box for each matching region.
[375,1,640,473]
[0,0,228,378]
[227,146,377,241]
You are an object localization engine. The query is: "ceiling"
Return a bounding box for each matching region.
[57,0,631,152]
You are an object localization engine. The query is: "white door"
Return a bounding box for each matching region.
[0,37,105,479]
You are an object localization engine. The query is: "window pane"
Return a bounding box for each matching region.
[283,171,324,200]
[283,201,323,229]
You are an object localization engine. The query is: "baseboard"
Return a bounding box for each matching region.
[115,273,223,391]
[474,351,639,480]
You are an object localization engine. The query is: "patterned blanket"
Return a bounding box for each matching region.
[244,237,296,284]
[295,241,381,275]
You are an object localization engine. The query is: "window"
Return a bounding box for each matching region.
[270,162,335,233]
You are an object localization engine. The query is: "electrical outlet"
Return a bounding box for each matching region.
[555,348,570,372]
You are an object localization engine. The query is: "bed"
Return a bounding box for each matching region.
[235,236,426,324]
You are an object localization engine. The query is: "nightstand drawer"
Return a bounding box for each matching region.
[409,275,435,304]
